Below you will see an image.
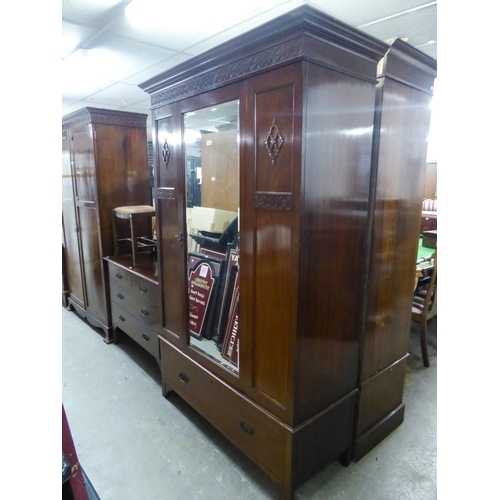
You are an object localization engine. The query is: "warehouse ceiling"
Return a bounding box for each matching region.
[62,0,437,122]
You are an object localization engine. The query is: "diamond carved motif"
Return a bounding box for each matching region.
[162,137,171,167]
[264,119,284,165]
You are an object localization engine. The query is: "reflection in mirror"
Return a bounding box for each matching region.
[184,100,240,374]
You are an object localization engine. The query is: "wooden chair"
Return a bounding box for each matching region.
[412,248,437,367]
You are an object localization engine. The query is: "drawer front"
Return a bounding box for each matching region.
[160,338,289,482]
[110,281,160,331]
[108,262,131,289]
[131,273,159,307]
[112,304,159,359]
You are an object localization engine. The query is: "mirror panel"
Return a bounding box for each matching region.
[183,100,240,374]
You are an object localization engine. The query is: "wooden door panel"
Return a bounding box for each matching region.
[156,113,187,342]
[62,131,84,305]
[245,64,303,421]
[255,83,295,193]
[71,125,96,205]
[78,207,106,321]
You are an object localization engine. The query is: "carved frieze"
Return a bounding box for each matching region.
[254,192,292,211]
[150,38,303,107]
[157,187,176,200]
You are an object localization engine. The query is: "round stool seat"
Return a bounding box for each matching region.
[113,205,155,219]
[112,205,156,266]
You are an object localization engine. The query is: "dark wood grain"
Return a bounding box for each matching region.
[296,63,376,423]
[141,6,436,499]
[62,108,150,341]
[353,39,436,460]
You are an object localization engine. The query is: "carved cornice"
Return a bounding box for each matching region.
[254,192,292,211]
[141,6,389,107]
[150,38,303,107]
[62,107,148,130]
[378,38,437,94]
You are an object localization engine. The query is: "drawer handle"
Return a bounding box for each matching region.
[141,307,149,316]
[116,272,123,279]
[117,293,124,299]
[178,372,189,383]
[118,315,126,322]
[240,422,254,436]
[142,333,150,342]
[139,285,147,293]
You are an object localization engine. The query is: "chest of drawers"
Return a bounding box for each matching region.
[105,254,160,360]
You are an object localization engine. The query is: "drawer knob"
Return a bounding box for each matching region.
[178,372,189,383]
[240,422,254,436]
[116,272,123,279]
[118,315,125,322]
[141,307,149,316]
[139,285,147,293]
[117,293,124,299]
[142,333,150,342]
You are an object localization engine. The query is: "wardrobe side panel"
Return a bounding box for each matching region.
[361,78,433,381]
[296,63,376,423]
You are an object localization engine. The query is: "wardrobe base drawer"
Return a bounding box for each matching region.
[159,337,290,483]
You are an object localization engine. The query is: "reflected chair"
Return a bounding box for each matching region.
[412,248,437,367]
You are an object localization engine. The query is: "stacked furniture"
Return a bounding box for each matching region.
[62,107,150,342]
[132,6,435,499]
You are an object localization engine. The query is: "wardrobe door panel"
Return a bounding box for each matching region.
[248,64,302,421]
[78,207,106,321]
[253,209,292,406]
[255,83,295,193]
[156,112,187,344]
[62,131,84,307]
[71,125,96,205]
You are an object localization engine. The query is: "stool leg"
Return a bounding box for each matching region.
[130,214,137,266]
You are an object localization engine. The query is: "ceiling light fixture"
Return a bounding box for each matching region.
[125,0,291,30]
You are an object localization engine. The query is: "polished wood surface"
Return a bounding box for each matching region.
[295,62,376,424]
[155,111,189,347]
[62,107,150,341]
[247,65,302,421]
[353,39,436,460]
[62,131,84,309]
[140,6,436,499]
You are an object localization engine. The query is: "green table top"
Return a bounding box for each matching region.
[417,236,435,263]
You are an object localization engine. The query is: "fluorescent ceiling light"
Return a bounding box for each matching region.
[125,0,291,30]
[61,49,117,94]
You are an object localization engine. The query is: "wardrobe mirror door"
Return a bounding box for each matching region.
[183,100,240,374]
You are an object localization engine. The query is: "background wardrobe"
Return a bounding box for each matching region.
[62,107,151,342]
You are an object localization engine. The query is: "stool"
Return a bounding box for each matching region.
[112,205,156,266]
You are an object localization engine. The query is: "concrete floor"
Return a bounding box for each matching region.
[62,307,437,500]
